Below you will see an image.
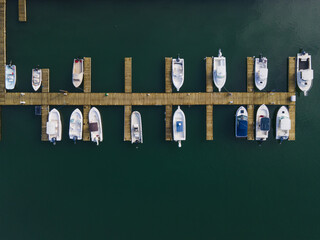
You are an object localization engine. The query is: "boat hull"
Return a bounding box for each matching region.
[172,58,184,91]
[235,106,248,138]
[276,106,291,140]
[255,104,270,141]
[131,111,143,144]
[5,65,16,90]
[213,54,226,92]
[173,106,186,147]
[69,108,83,141]
[89,107,103,144]
[32,68,42,91]
[46,108,62,142]
[72,59,84,88]
[254,57,268,91]
[296,52,313,96]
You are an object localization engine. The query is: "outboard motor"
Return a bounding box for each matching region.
[73,136,77,144]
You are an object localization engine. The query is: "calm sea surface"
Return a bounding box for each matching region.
[1,0,320,239]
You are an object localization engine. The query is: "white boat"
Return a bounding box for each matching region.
[297,50,313,96]
[276,106,291,142]
[72,58,84,88]
[5,64,16,90]
[69,108,83,143]
[173,106,186,147]
[46,108,62,145]
[254,54,268,91]
[89,107,103,145]
[255,104,270,141]
[213,49,226,92]
[235,106,248,138]
[32,68,42,91]
[131,111,143,144]
[172,56,184,91]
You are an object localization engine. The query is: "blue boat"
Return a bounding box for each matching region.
[235,106,248,138]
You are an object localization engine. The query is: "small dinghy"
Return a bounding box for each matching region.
[69,108,83,143]
[172,56,184,91]
[213,49,226,92]
[235,106,248,138]
[255,104,270,141]
[297,50,313,96]
[72,58,84,88]
[5,64,16,90]
[89,107,103,145]
[32,68,42,91]
[254,54,268,91]
[276,106,291,143]
[46,108,62,145]
[173,106,186,147]
[131,111,143,144]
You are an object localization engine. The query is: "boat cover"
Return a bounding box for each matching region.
[176,121,183,132]
[260,117,270,131]
[280,118,291,130]
[259,68,268,79]
[89,122,98,132]
[302,70,313,80]
[46,122,56,134]
[237,120,248,137]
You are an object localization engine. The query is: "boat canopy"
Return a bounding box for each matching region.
[176,121,183,132]
[237,120,248,137]
[302,70,313,80]
[280,118,291,130]
[260,117,270,131]
[46,122,56,134]
[89,122,98,132]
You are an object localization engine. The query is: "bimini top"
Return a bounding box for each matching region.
[89,122,98,132]
[260,117,270,131]
[237,120,248,137]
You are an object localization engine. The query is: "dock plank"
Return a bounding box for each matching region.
[83,57,91,141]
[124,57,132,141]
[206,57,213,140]
[41,69,49,141]
[289,105,296,141]
[247,105,254,140]
[124,105,131,141]
[247,57,254,92]
[0,0,6,102]
[18,0,26,22]
[288,57,296,93]
[165,57,172,141]
[82,105,90,141]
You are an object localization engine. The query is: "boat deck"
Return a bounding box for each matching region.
[18,0,26,22]
[0,0,297,142]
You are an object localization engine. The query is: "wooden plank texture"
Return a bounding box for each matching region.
[165,57,172,141]
[18,0,26,22]
[124,105,131,141]
[289,105,296,141]
[247,57,254,92]
[206,57,213,140]
[83,57,91,141]
[288,57,296,93]
[124,57,132,141]
[247,105,254,140]
[41,69,49,141]
[83,105,90,141]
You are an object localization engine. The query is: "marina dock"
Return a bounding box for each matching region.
[18,0,26,22]
[0,0,297,142]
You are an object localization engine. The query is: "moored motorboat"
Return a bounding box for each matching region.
[235,106,248,138]
[72,58,84,88]
[69,108,83,143]
[46,108,62,145]
[172,56,184,91]
[89,107,103,145]
[255,104,270,141]
[254,54,268,91]
[5,64,16,90]
[296,50,313,96]
[213,49,226,92]
[173,106,186,147]
[131,111,143,144]
[32,68,42,91]
[276,106,291,143]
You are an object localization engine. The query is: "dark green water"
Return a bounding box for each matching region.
[1,0,320,239]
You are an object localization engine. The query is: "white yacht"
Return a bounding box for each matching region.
[173,106,186,147]
[46,108,62,145]
[72,58,84,88]
[69,108,83,143]
[254,54,268,91]
[5,64,16,90]
[297,50,313,96]
[255,104,270,141]
[235,106,248,138]
[131,111,143,144]
[276,106,291,142]
[213,49,226,92]
[172,56,184,91]
[32,68,42,91]
[89,107,103,145]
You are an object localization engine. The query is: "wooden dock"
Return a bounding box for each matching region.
[247,57,255,140]
[288,57,296,140]
[206,57,213,140]
[165,57,173,141]
[18,0,26,22]
[41,69,49,141]
[124,57,132,141]
[83,57,91,141]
